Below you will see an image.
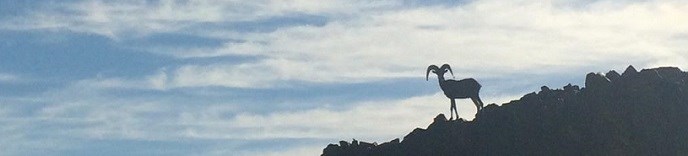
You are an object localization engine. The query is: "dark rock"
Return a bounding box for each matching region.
[323,144,340,155]
[539,86,551,94]
[339,141,349,147]
[359,141,375,148]
[563,83,580,93]
[434,114,447,122]
[402,128,427,142]
[390,138,400,144]
[622,65,638,77]
[484,103,499,109]
[585,72,610,91]
[641,67,685,83]
[322,66,688,156]
[605,70,621,82]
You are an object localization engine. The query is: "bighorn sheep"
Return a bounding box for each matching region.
[426,64,484,120]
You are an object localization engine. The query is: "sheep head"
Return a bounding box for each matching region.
[426,64,454,81]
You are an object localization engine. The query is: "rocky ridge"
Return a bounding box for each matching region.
[322,66,688,156]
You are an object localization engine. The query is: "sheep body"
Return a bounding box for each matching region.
[427,64,484,120]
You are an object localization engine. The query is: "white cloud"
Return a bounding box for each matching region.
[153,0,688,88]
[5,0,688,155]
[21,78,520,141]
[0,73,19,82]
[72,69,170,90]
[0,120,74,155]
[1,0,396,38]
[0,74,545,156]
[32,87,177,140]
[180,92,521,141]
[176,92,521,155]
[0,74,525,155]
[4,0,688,89]
[237,144,324,156]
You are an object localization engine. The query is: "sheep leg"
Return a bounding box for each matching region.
[476,95,484,111]
[454,103,459,120]
[471,97,481,112]
[450,99,456,120]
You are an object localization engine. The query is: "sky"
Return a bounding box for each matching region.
[1,0,687,155]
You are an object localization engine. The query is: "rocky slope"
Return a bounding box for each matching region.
[322,66,688,156]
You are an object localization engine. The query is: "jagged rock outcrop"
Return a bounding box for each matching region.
[323,66,688,156]
[606,70,621,82]
[586,72,611,91]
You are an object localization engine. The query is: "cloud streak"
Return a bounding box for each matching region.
[0,73,18,82]
[1,0,396,38]
[2,0,688,155]
[5,0,687,89]
[60,0,688,89]
[0,76,520,155]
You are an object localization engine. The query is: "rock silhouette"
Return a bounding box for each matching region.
[323,66,688,156]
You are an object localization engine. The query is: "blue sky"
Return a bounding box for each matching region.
[1,0,687,155]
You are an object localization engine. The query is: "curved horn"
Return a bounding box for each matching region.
[441,64,454,78]
[426,65,439,81]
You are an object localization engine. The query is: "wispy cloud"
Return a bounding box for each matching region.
[0,73,521,155]
[30,79,521,141]
[2,0,688,155]
[219,92,523,141]
[5,0,688,89]
[0,73,18,82]
[1,0,397,38]
[145,0,688,88]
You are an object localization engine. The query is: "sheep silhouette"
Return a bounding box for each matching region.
[426,64,484,120]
